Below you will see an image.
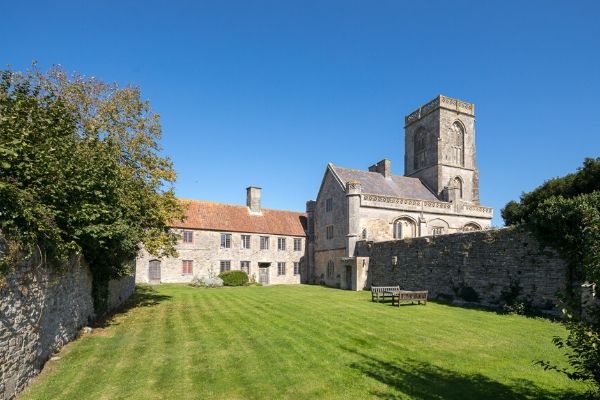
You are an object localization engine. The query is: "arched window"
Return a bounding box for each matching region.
[414,127,427,169]
[452,176,463,199]
[463,223,481,232]
[393,217,417,239]
[451,121,465,166]
[428,219,449,236]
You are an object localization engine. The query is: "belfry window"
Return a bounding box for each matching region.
[414,128,427,169]
[451,121,465,166]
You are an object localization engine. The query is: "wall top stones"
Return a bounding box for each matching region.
[405,95,475,126]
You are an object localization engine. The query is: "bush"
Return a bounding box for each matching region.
[190,276,223,288]
[219,270,249,286]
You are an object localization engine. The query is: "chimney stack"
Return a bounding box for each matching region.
[246,186,262,213]
[368,159,391,178]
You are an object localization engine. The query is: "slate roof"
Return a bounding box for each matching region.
[330,165,438,200]
[173,199,307,237]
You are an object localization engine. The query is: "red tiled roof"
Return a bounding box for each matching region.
[173,199,307,237]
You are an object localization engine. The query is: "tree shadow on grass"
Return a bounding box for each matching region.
[93,285,171,328]
[343,347,585,400]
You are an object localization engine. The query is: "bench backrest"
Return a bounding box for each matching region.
[371,286,399,293]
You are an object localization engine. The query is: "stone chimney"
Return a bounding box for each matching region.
[368,159,391,178]
[246,186,262,213]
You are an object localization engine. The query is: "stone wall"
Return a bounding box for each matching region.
[0,254,93,399]
[0,253,135,400]
[357,228,569,311]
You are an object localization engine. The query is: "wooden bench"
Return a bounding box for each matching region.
[390,290,428,306]
[371,286,400,302]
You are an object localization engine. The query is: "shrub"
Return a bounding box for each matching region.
[190,276,223,288]
[219,270,249,286]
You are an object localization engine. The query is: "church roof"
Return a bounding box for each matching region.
[172,199,307,237]
[330,165,438,200]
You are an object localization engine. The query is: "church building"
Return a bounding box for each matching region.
[306,95,493,290]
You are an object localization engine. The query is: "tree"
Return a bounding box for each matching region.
[0,66,183,312]
[502,159,600,397]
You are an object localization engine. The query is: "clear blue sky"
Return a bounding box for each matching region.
[2,1,599,226]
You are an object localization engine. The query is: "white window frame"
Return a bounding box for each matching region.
[277,237,286,251]
[241,234,251,249]
[277,262,286,276]
[220,233,232,248]
[260,236,269,250]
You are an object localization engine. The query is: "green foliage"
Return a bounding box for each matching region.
[501,157,600,226]
[538,311,600,399]
[0,67,183,312]
[502,158,600,393]
[218,270,249,286]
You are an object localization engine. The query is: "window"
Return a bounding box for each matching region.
[220,260,231,273]
[325,198,333,212]
[241,234,251,249]
[260,236,269,250]
[393,218,416,239]
[326,225,334,240]
[240,261,250,274]
[220,233,231,248]
[293,238,302,251]
[183,230,193,243]
[277,262,286,276]
[182,260,193,275]
[432,227,444,236]
[278,237,286,251]
[326,260,334,279]
[148,260,161,281]
[414,127,427,169]
[293,262,300,275]
[451,121,465,166]
[452,177,463,199]
[463,223,481,232]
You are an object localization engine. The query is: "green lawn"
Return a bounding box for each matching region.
[21,284,589,399]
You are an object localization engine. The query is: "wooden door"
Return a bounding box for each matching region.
[149,260,161,283]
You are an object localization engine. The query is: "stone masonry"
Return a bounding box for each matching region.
[0,251,135,400]
[356,228,569,311]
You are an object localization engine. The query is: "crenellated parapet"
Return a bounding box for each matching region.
[405,95,475,126]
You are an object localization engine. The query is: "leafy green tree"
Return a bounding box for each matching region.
[502,159,600,396]
[0,67,183,312]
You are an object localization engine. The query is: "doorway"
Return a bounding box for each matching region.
[258,263,270,285]
[149,260,161,284]
[345,265,352,290]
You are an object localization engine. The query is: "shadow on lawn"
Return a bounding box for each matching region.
[343,347,584,400]
[93,285,171,328]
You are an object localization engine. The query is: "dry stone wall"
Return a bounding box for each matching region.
[0,253,135,400]
[358,228,569,311]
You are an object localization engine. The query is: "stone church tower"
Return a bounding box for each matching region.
[404,95,480,204]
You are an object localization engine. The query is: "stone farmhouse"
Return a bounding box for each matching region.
[305,95,493,290]
[135,187,307,285]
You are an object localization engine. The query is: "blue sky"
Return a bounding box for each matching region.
[2,1,599,226]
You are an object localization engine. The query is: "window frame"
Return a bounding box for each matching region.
[182,259,193,275]
[220,260,231,273]
[277,237,286,251]
[182,230,194,243]
[277,262,286,276]
[240,261,250,274]
[325,198,333,212]
[326,260,334,279]
[326,225,334,240]
[293,262,300,275]
[293,238,302,251]
[260,236,270,250]
[220,233,232,249]
[241,234,251,249]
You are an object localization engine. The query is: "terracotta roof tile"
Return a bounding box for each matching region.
[173,199,307,237]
